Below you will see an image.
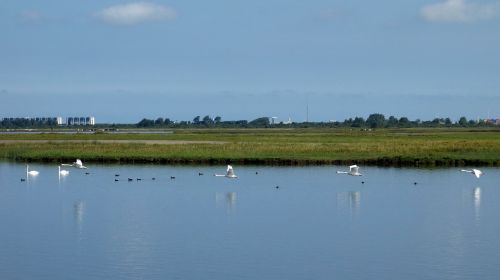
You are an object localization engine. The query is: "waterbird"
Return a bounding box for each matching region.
[136,178,142,181]
[115,174,120,177]
[85,172,90,175]
[61,159,88,169]
[170,176,176,180]
[58,166,69,176]
[26,165,39,176]
[275,185,279,189]
[152,177,156,180]
[461,169,483,178]
[198,172,204,176]
[128,178,133,181]
[337,165,362,176]
[414,182,418,185]
[115,179,119,182]
[20,178,26,182]
[361,181,365,184]
[256,172,259,175]
[214,165,238,178]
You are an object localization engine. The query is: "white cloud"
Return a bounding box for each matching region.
[421,0,500,22]
[96,2,176,25]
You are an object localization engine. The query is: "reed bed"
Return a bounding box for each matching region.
[1,128,499,166]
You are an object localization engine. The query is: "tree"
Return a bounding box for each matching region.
[193,116,200,124]
[214,116,221,123]
[398,117,409,127]
[155,117,164,125]
[387,116,398,127]
[458,116,468,126]
[249,117,270,127]
[202,115,213,125]
[445,118,452,126]
[137,118,154,127]
[351,117,365,127]
[366,113,386,128]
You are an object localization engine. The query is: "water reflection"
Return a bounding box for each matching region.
[336,191,361,216]
[215,192,237,213]
[473,187,481,223]
[74,200,85,240]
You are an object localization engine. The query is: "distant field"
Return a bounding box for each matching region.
[0,128,499,166]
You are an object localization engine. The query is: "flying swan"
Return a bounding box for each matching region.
[460,169,483,178]
[214,165,238,178]
[62,159,88,169]
[337,165,362,176]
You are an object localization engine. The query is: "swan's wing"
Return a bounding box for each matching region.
[460,169,472,173]
[76,159,83,166]
[473,169,482,178]
[61,163,73,166]
[226,165,235,176]
[350,165,359,173]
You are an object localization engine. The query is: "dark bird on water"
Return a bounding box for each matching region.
[115,174,120,177]
[170,176,176,180]
[361,181,365,184]
[198,172,204,176]
[414,182,418,185]
[20,178,26,182]
[152,177,156,180]
[128,178,133,181]
[275,185,279,189]
[115,179,119,182]
[256,172,259,175]
[136,178,142,181]
[85,172,90,175]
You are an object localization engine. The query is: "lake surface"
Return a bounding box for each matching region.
[0,163,499,280]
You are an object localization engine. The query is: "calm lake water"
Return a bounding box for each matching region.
[0,163,499,280]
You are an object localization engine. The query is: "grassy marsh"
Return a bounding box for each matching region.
[0,128,499,166]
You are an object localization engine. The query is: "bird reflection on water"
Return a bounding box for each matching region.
[215,192,237,213]
[473,187,481,224]
[336,191,361,217]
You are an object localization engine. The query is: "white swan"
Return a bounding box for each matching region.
[214,165,238,178]
[59,166,69,176]
[461,169,482,178]
[62,159,87,169]
[26,165,39,176]
[337,165,362,176]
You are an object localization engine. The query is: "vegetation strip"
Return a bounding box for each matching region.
[0,128,499,167]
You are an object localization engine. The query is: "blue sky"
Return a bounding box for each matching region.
[1,0,499,123]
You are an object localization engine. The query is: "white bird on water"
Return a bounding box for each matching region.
[59,166,70,176]
[337,165,362,176]
[461,169,483,178]
[214,165,238,178]
[62,159,88,169]
[26,165,39,176]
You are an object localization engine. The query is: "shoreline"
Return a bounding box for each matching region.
[6,156,498,167]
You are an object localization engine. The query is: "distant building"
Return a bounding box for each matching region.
[487,119,500,125]
[66,116,96,126]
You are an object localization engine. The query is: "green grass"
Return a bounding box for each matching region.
[1,128,499,166]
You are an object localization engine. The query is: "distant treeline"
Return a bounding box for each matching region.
[135,114,497,129]
[0,118,59,128]
[1,114,497,129]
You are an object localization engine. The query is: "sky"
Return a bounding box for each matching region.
[1,0,499,123]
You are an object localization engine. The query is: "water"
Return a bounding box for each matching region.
[0,163,499,280]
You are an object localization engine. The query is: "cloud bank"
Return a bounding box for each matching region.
[96,2,176,25]
[421,0,500,22]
